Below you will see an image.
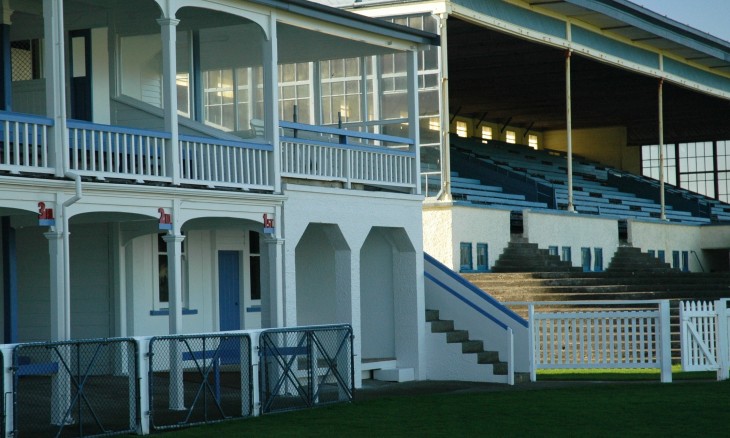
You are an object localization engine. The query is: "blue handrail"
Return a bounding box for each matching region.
[424,252,528,328]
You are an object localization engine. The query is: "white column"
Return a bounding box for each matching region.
[565,49,575,212]
[163,232,185,410]
[263,14,281,193]
[406,49,420,195]
[658,78,667,220]
[659,300,672,383]
[263,236,284,328]
[158,17,181,184]
[43,0,68,177]
[45,229,72,425]
[163,233,185,335]
[45,229,67,341]
[437,13,452,201]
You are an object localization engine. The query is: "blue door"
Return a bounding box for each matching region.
[218,251,241,331]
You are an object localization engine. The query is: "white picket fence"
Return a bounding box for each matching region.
[527,300,673,382]
[679,299,730,380]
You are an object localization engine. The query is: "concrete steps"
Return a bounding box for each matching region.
[492,237,579,273]
[426,309,508,376]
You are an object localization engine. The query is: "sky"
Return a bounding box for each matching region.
[630,0,730,42]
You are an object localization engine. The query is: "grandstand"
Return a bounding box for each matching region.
[438,135,727,226]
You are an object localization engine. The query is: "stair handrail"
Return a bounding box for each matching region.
[424,253,528,328]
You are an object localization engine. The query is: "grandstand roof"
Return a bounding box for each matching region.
[328,0,730,145]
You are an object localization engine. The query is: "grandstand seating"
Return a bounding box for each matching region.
[433,136,730,225]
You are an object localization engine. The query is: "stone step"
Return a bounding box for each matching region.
[446,330,469,343]
[430,319,454,333]
[425,309,440,322]
[461,340,484,353]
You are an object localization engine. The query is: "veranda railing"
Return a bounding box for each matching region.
[0,111,54,174]
[279,121,417,192]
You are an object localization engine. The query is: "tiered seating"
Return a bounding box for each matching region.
[448,136,719,225]
[423,171,549,210]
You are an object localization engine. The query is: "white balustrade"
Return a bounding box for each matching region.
[67,120,170,183]
[0,112,53,174]
[179,135,273,190]
[279,121,416,190]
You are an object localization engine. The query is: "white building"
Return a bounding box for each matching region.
[0,0,439,387]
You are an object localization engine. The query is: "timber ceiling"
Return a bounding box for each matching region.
[447,17,730,146]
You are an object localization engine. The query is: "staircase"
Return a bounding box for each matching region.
[492,236,579,273]
[607,246,674,272]
[464,246,730,360]
[426,309,508,374]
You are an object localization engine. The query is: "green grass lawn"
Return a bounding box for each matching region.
[158,379,730,437]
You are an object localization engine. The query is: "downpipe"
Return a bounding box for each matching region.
[61,171,82,340]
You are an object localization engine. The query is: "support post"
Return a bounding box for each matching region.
[659,300,672,383]
[528,304,536,382]
[406,49,420,195]
[158,17,180,184]
[2,217,17,343]
[716,299,730,381]
[437,13,452,201]
[163,232,186,410]
[44,0,68,177]
[45,228,72,424]
[263,14,281,193]
[263,236,284,328]
[658,78,666,220]
[565,49,574,212]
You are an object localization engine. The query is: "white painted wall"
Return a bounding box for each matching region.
[628,220,704,271]
[360,229,395,359]
[295,226,338,326]
[17,227,51,342]
[70,223,111,339]
[283,184,424,386]
[524,211,619,270]
[423,203,511,272]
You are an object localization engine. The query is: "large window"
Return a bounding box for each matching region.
[321,58,360,125]
[280,63,312,123]
[641,140,730,201]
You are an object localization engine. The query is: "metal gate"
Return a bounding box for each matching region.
[148,333,252,431]
[259,325,353,414]
[12,338,138,437]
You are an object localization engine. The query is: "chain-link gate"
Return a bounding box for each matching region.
[12,338,138,437]
[148,333,252,431]
[259,325,353,414]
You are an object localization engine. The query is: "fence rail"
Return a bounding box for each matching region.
[527,300,672,382]
[0,111,54,174]
[1,324,353,437]
[11,338,138,437]
[259,324,353,414]
[148,333,253,431]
